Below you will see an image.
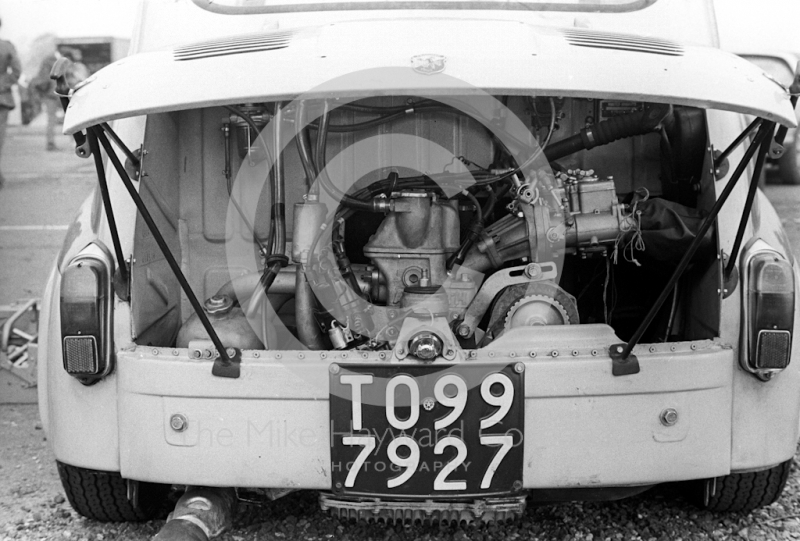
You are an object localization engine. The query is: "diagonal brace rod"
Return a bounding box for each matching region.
[620,121,774,360]
[87,130,129,289]
[100,122,140,168]
[91,126,239,378]
[714,118,760,170]
[725,122,775,277]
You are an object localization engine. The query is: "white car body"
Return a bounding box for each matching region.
[38,0,800,526]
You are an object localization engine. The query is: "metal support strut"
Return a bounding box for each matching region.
[86,130,129,294]
[616,121,776,367]
[90,126,240,378]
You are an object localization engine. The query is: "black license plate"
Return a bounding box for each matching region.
[330,363,524,497]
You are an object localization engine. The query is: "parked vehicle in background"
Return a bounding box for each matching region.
[736,52,800,184]
[55,36,129,75]
[37,0,800,537]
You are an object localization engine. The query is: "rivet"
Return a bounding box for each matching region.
[551,350,559,357]
[512,480,523,491]
[341,352,348,359]
[670,345,677,352]
[379,352,387,360]
[488,351,495,358]
[649,346,656,353]
[321,352,328,359]
[529,351,537,358]
[170,414,188,432]
[571,350,579,356]
[253,351,260,358]
[152,348,159,356]
[192,350,202,359]
[226,348,236,358]
[590,350,598,356]
[298,352,305,359]
[510,351,517,358]
[172,350,179,356]
[690,344,697,350]
[361,352,368,359]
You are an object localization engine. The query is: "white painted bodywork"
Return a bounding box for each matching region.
[63,17,796,133]
[39,0,800,496]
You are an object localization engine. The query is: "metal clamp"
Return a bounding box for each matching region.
[456,262,557,339]
[609,343,640,376]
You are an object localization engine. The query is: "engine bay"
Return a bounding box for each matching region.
[129,95,721,355]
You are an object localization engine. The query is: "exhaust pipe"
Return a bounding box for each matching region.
[153,487,237,541]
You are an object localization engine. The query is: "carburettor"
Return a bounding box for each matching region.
[557,169,632,249]
[364,192,460,306]
[463,169,632,272]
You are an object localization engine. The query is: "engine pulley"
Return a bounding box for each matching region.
[480,282,579,345]
[505,294,571,329]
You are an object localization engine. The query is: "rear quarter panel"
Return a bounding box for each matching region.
[709,109,800,471]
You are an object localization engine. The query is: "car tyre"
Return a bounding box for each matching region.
[690,459,792,513]
[57,461,171,521]
[779,132,800,185]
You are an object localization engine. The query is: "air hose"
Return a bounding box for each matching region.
[544,103,673,162]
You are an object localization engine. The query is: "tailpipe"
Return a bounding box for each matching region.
[153,487,237,541]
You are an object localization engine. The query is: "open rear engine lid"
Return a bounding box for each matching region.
[63,19,797,133]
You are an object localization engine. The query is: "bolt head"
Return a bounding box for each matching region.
[422,397,435,411]
[514,362,525,374]
[329,364,340,375]
[457,324,471,338]
[523,263,542,279]
[170,414,188,432]
[660,408,679,427]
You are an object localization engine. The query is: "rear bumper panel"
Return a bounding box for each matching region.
[116,336,734,489]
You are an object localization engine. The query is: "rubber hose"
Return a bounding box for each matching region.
[544,103,672,162]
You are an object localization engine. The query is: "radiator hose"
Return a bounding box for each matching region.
[544,103,673,162]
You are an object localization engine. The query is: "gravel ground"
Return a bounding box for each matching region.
[4,405,800,541]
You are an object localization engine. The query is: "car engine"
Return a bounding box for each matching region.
[132,95,714,356]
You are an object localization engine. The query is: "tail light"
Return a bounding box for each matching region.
[60,243,114,383]
[741,242,795,380]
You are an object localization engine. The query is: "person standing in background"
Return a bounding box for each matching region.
[0,17,22,189]
[32,48,59,152]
